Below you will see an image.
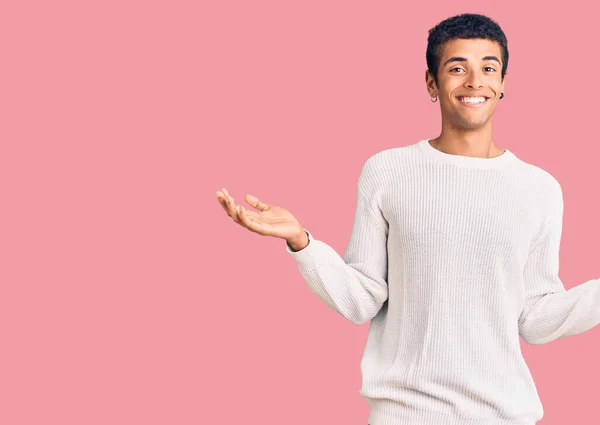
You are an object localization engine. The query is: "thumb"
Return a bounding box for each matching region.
[245,193,270,211]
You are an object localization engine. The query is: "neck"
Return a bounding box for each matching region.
[431,124,504,159]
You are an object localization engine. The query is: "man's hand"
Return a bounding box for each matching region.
[216,187,306,247]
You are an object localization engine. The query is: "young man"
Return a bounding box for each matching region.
[216,13,600,425]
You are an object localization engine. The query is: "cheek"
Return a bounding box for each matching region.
[490,80,503,93]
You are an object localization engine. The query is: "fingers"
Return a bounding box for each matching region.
[217,188,264,231]
[217,188,272,235]
[245,193,269,211]
[216,188,240,222]
[236,204,263,234]
[216,191,229,213]
[216,191,232,213]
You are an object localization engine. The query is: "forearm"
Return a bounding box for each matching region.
[286,158,390,325]
[519,278,600,344]
[286,231,388,325]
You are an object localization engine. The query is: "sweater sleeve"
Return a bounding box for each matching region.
[284,160,389,325]
[518,182,600,344]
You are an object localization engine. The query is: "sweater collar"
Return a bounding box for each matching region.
[418,139,518,169]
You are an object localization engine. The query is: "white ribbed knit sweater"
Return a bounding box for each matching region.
[285,139,600,425]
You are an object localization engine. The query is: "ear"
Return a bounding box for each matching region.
[425,69,437,96]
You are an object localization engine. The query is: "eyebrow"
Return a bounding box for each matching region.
[443,55,501,67]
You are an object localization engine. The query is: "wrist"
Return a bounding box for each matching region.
[287,229,309,251]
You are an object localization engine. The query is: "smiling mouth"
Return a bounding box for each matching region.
[456,96,490,106]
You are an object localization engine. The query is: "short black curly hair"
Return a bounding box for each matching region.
[426,13,509,87]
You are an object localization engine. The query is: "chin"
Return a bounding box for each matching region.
[454,115,490,127]
[453,121,488,131]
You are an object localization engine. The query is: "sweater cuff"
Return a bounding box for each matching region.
[285,228,322,270]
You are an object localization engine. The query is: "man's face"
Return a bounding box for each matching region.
[426,38,505,131]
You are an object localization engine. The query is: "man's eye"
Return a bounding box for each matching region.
[451,67,496,73]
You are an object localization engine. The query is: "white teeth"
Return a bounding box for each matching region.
[458,96,487,104]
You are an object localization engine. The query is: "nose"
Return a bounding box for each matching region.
[465,73,483,90]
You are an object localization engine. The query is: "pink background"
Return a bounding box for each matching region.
[2,1,599,424]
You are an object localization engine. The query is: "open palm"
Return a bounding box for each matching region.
[216,187,303,240]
